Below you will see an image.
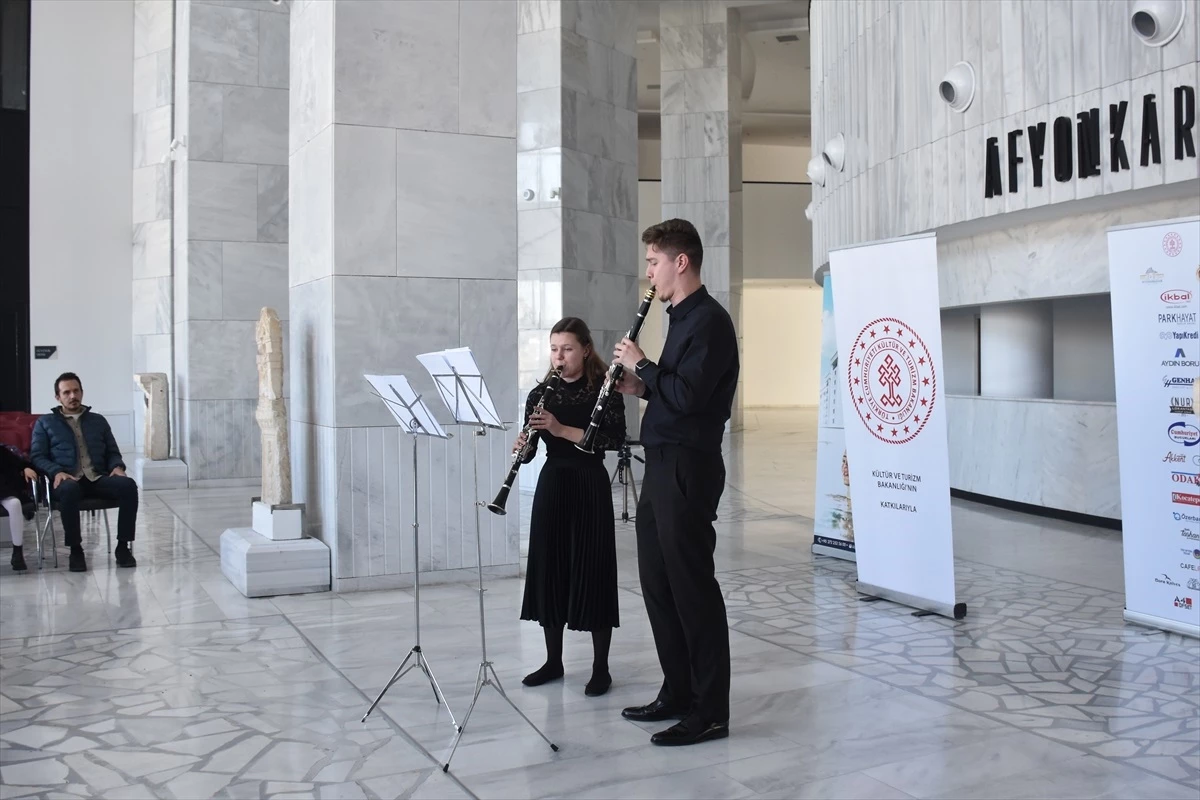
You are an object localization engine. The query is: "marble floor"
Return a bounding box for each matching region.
[1,409,1197,800]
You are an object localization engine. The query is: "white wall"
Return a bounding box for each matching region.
[639,139,811,182]
[980,302,1054,400]
[941,308,979,395]
[1053,295,1116,402]
[743,280,822,406]
[29,0,134,446]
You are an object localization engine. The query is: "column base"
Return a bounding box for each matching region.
[220,527,330,598]
[131,457,189,490]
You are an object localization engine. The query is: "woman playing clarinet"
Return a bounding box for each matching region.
[516,317,626,696]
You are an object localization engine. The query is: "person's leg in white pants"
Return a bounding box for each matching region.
[2,496,26,571]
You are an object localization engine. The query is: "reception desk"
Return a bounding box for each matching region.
[946,396,1120,520]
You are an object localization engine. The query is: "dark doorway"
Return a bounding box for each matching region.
[0,0,30,412]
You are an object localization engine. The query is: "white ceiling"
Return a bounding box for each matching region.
[635,0,811,144]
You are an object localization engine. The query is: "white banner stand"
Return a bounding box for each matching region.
[1107,217,1200,639]
[359,374,457,727]
[830,233,966,621]
[416,347,559,771]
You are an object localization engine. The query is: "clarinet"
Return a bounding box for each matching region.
[576,286,657,454]
[486,368,563,516]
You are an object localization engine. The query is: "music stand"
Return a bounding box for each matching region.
[611,438,644,523]
[359,374,456,730]
[416,347,559,772]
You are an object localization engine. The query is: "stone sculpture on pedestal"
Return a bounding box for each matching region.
[134,373,169,460]
[256,307,292,506]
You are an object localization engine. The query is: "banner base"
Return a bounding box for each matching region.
[812,543,856,562]
[1124,609,1200,639]
[856,581,967,621]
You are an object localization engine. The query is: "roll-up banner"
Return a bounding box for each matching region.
[1107,217,1200,639]
[830,233,965,620]
[813,276,856,560]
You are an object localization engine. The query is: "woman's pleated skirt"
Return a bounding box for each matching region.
[520,457,619,631]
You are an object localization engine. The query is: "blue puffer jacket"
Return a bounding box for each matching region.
[30,406,126,478]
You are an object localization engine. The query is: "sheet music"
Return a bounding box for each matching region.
[363,374,450,439]
[416,347,504,428]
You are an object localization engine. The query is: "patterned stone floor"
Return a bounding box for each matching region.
[717,558,1200,788]
[2,410,1198,799]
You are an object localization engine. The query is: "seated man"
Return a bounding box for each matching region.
[30,372,138,571]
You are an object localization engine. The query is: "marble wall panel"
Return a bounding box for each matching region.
[222,242,288,320]
[189,82,224,162]
[1099,0,1131,89]
[133,50,174,114]
[135,0,173,57]
[288,0,333,155]
[257,164,288,242]
[132,220,172,280]
[132,277,173,337]
[1163,62,1200,185]
[947,397,1120,518]
[188,161,258,242]
[289,126,332,288]
[288,277,335,428]
[333,0,460,133]
[460,279,520,422]
[258,8,289,89]
[184,398,260,481]
[333,124,397,277]
[190,2,258,85]
[132,164,171,225]
[184,320,258,401]
[395,130,516,280]
[461,0,517,137]
[223,86,288,165]
[187,241,224,321]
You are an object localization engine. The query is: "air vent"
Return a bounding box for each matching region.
[647,84,661,90]
[775,34,800,42]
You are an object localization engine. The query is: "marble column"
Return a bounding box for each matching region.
[131,0,175,455]
[516,0,639,487]
[173,0,291,483]
[659,0,744,429]
[289,0,520,591]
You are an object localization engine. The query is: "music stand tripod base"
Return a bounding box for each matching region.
[611,440,642,523]
[359,377,457,730]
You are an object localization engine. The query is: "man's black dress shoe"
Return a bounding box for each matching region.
[620,699,688,722]
[650,718,729,746]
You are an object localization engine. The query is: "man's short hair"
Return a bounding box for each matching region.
[54,372,82,396]
[641,218,703,271]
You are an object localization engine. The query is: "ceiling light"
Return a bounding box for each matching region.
[822,134,845,172]
[939,61,976,113]
[1130,0,1187,46]
[806,156,826,187]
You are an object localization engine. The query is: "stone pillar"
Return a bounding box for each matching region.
[173,0,290,484]
[131,0,175,456]
[659,0,744,429]
[289,0,520,591]
[516,0,639,486]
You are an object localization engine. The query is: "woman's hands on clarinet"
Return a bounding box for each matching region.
[527,409,563,438]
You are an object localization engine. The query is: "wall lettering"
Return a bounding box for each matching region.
[983,84,1196,199]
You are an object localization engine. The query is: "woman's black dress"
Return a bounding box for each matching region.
[519,375,626,632]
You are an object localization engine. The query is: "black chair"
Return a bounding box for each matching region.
[32,476,124,568]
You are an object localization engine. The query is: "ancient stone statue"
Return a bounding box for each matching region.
[256,308,292,505]
[134,373,169,460]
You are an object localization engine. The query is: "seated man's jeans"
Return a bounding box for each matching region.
[53,476,139,547]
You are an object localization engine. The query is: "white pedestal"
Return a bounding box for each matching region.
[131,457,188,490]
[220,527,330,598]
[252,501,302,541]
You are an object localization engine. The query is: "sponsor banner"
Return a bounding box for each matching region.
[1108,217,1200,637]
[830,234,958,614]
[813,278,856,559]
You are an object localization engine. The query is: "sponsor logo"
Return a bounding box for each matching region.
[1162,330,1200,340]
[1172,472,1200,485]
[1163,231,1184,257]
[1177,511,1200,523]
[1162,289,1194,306]
[1141,267,1165,283]
[1164,376,1195,387]
[1176,596,1194,610]
[1165,451,1188,463]
[1182,528,1200,541]
[1171,397,1195,415]
[1179,548,1200,558]
[1190,578,1200,590]
[1162,348,1199,367]
[848,318,936,445]
[1156,573,1182,587]
[1168,421,1200,446]
[1172,491,1200,506]
[1160,312,1198,325]
[1181,562,1199,571]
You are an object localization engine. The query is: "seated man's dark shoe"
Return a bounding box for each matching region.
[68,546,87,572]
[114,542,137,568]
[650,718,729,747]
[621,698,688,722]
[11,545,27,572]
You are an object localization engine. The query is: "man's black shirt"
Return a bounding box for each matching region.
[636,285,739,454]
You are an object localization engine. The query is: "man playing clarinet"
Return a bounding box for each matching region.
[613,218,739,746]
